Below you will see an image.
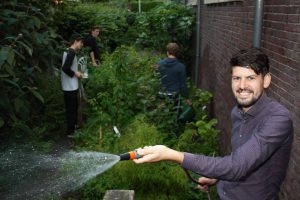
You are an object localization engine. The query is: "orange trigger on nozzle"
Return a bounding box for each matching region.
[129,151,135,160]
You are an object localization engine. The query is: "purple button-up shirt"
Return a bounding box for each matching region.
[182,93,293,200]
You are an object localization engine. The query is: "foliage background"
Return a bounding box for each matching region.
[0,0,64,144]
[54,1,194,62]
[1,1,220,199]
[69,46,219,199]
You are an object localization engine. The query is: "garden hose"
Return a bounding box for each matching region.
[119,150,142,161]
[119,151,211,200]
[183,168,212,200]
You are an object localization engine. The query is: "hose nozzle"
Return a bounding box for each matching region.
[119,150,142,161]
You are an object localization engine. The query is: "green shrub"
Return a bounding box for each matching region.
[53,3,129,53]
[84,46,178,132]
[54,2,194,62]
[5,74,63,150]
[130,1,163,12]
[72,46,179,152]
[127,2,195,62]
[35,75,66,131]
[82,116,190,200]
[0,1,62,140]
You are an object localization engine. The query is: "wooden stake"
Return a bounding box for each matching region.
[99,127,102,146]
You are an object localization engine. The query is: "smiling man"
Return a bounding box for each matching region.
[231,48,271,112]
[134,47,294,200]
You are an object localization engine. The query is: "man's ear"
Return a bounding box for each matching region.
[263,73,271,88]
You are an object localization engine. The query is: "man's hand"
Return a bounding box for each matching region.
[75,71,83,78]
[197,177,218,192]
[186,99,192,106]
[133,145,184,164]
[90,52,99,67]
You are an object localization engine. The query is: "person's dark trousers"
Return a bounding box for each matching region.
[63,89,78,135]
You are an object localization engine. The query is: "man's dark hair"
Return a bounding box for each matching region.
[69,33,83,45]
[91,26,101,32]
[166,43,179,56]
[230,47,270,76]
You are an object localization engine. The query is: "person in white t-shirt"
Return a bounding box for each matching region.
[61,33,83,136]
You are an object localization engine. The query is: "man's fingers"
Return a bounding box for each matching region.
[133,157,145,164]
[197,184,209,192]
[134,145,167,163]
[136,146,153,156]
[133,153,156,164]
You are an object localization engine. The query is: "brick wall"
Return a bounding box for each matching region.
[196,0,300,199]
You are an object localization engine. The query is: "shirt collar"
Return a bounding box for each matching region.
[238,92,269,117]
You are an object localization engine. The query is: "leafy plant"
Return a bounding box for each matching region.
[81,116,191,200]
[189,83,213,120]
[85,46,167,127]
[130,0,164,12]
[72,45,220,199]
[54,1,194,62]
[0,1,220,199]
[0,1,62,140]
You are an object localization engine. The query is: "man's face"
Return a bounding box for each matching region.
[74,40,83,50]
[231,66,271,111]
[91,29,100,37]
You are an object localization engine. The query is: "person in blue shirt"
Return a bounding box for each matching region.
[158,43,192,106]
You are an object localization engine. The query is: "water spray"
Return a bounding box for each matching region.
[2,147,210,200]
[0,149,120,200]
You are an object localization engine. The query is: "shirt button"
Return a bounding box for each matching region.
[223,192,226,195]
[240,134,242,137]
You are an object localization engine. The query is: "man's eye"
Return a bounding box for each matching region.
[247,77,255,80]
[232,77,240,81]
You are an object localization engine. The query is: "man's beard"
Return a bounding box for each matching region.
[235,89,262,109]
